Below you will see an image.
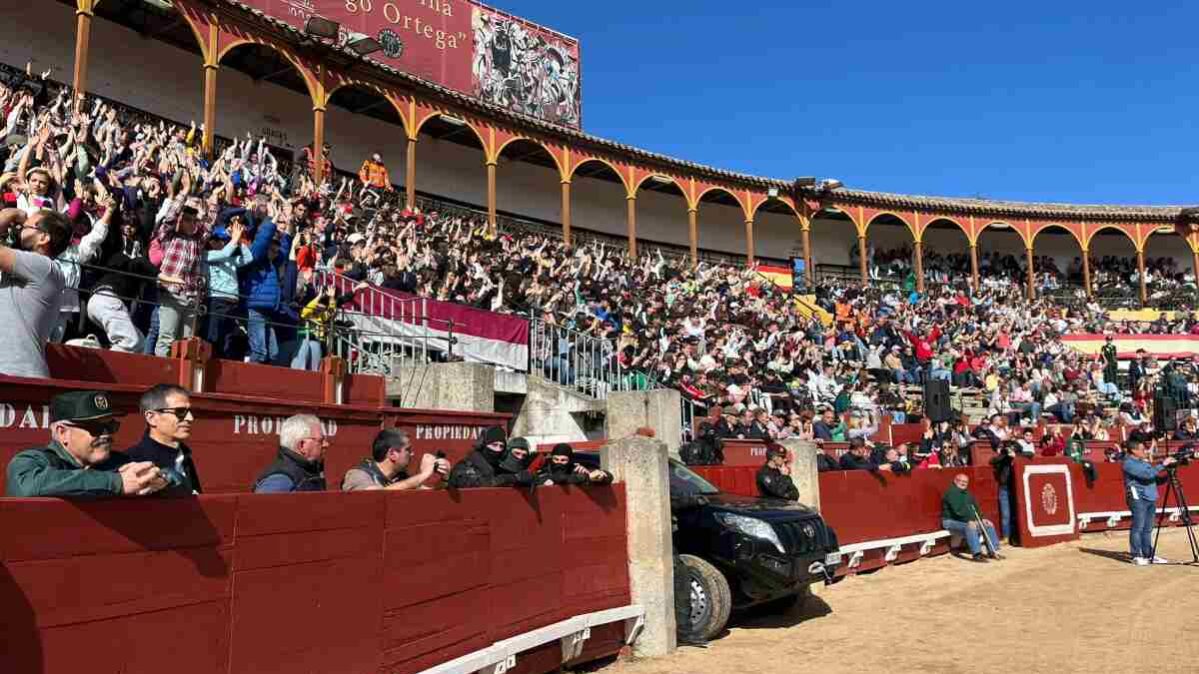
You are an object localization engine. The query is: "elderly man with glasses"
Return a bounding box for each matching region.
[253,414,329,493]
[5,390,169,497]
[125,384,202,494]
[941,472,1003,563]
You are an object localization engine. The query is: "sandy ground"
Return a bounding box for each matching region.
[597,529,1199,674]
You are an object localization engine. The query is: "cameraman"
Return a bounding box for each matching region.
[341,429,449,491]
[1122,440,1177,566]
[990,442,1018,543]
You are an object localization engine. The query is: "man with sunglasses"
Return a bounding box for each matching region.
[125,384,202,494]
[6,390,169,497]
[0,206,72,378]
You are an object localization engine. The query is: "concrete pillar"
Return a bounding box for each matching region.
[389,362,495,412]
[606,389,682,456]
[780,439,822,513]
[405,135,418,207]
[601,436,676,658]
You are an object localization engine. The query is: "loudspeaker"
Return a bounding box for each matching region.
[924,379,952,423]
[1154,394,1179,432]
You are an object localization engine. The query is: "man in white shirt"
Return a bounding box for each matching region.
[0,207,72,378]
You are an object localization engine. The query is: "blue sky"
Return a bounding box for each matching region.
[508,0,1199,205]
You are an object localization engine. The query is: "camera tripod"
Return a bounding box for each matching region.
[1151,466,1199,565]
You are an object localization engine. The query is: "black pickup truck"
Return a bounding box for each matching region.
[578,453,841,641]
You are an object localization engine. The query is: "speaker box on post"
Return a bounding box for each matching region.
[924,379,952,423]
[1154,394,1179,432]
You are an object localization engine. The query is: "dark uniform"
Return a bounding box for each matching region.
[1101,340,1119,388]
[756,464,799,501]
[536,444,614,486]
[447,426,532,488]
[5,391,137,497]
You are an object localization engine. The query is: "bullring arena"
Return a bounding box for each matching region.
[4,3,1199,674]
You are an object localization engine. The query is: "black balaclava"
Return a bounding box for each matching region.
[479,425,507,469]
[549,443,574,476]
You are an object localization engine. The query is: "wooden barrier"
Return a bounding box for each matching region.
[0,487,631,674]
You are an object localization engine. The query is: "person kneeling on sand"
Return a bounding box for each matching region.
[942,473,1004,563]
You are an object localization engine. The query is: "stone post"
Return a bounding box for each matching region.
[606,389,682,456]
[602,436,676,658]
[780,439,822,512]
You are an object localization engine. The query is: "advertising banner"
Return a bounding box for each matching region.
[239,0,582,127]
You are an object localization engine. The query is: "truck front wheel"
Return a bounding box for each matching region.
[677,554,732,642]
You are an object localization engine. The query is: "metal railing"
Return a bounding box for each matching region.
[528,316,663,400]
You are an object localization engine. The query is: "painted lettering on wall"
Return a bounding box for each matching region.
[234,415,340,437]
[344,0,466,51]
[0,403,52,430]
[413,424,483,441]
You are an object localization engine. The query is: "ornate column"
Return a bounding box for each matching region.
[969,243,980,290]
[1137,249,1148,306]
[486,159,497,232]
[1081,249,1093,297]
[72,0,96,108]
[405,135,417,207]
[744,218,755,266]
[202,61,218,157]
[626,195,638,259]
[1025,246,1036,300]
[688,207,698,267]
[802,225,813,285]
[560,179,572,246]
[858,234,868,286]
[913,240,925,293]
[312,105,326,185]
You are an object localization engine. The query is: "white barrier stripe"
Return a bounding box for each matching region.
[420,604,644,674]
[1078,505,1199,523]
[837,531,951,555]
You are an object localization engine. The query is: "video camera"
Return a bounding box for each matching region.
[1171,444,1195,468]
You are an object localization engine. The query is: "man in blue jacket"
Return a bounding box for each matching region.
[238,203,293,365]
[1122,440,1177,566]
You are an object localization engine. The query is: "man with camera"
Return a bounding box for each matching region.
[1122,439,1178,566]
[341,429,450,491]
[0,206,71,378]
[756,443,799,501]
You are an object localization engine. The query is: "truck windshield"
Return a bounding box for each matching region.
[668,459,720,496]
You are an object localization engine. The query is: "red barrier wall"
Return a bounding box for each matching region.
[0,487,630,674]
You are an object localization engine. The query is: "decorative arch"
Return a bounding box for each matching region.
[216,38,320,106]
[1083,223,1138,251]
[569,157,631,194]
[864,211,917,241]
[493,135,564,175]
[1030,222,1084,249]
[750,196,799,219]
[413,111,490,155]
[323,80,410,130]
[694,185,748,217]
[922,216,970,242]
[975,220,1030,247]
[631,172,686,198]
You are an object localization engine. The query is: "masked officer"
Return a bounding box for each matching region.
[537,443,614,486]
[5,390,170,497]
[756,443,799,501]
[448,426,533,488]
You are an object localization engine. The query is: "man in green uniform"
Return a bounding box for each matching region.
[1101,335,1119,395]
[5,390,169,497]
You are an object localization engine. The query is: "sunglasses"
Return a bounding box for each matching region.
[152,407,194,421]
[65,419,121,436]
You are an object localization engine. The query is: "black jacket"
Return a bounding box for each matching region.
[838,453,876,471]
[125,432,203,495]
[448,449,527,488]
[253,447,326,492]
[989,448,1015,486]
[536,462,614,486]
[756,464,799,501]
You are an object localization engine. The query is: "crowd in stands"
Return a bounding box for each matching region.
[3,62,1199,480]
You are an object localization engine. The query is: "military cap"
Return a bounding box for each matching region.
[50,390,121,424]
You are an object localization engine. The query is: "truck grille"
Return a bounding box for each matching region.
[773,519,825,555]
